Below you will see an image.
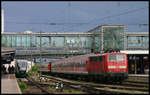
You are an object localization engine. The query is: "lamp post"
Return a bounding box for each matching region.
[38,31,47,78]
[30,35,33,70]
[40,31,42,77]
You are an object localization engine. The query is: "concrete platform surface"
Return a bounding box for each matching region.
[1,74,22,94]
[128,74,149,77]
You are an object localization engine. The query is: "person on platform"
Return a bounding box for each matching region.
[8,65,11,74]
[2,65,6,74]
[11,65,14,74]
[144,65,149,74]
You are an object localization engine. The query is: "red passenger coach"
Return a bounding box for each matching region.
[48,50,128,82]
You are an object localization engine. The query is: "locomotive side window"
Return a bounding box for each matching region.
[90,56,103,62]
[99,56,103,62]
[90,57,98,62]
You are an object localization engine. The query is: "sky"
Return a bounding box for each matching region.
[1,1,149,33]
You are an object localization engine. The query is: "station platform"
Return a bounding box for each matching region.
[127,74,149,83]
[1,74,22,94]
[128,74,149,77]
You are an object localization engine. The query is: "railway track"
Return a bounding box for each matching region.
[17,72,148,94]
[40,75,149,94]
[122,81,148,88]
[17,78,53,94]
[39,75,121,94]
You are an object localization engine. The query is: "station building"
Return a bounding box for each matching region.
[1,24,149,74]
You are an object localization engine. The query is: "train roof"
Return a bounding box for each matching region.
[93,52,126,56]
[53,52,126,63]
[16,60,28,63]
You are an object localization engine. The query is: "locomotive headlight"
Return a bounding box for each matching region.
[119,66,126,69]
[108,66,116,69]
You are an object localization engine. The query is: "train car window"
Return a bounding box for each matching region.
[69,62,71,67]
[65,63,67,67]
[74,62,76,67]
[70,62,72,67]
[82,61,84,67]
[72,62,74,67]
[79,61,81,67]
[83,61,86,67]
[71,62,74,67]
[73,62,75,67]
[78,61,80,67]
[77,62,80,67]
[68,62,70,67]
[80,61,83,67]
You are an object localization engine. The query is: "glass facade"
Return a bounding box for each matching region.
[94,36,101,50]
[51,37,64,47]
[65,36,92,48]
[127,36,149,49]
[102,26,125,50]
[1,25,148,51]
[142,36,149,48]
[12,36,16,47]
[1,36,7,47]
[1,35,93,49]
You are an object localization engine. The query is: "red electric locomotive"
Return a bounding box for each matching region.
[48,50,128,82]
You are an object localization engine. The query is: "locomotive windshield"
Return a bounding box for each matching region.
[109,55,126,62]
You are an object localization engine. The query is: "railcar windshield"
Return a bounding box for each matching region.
[109,55,126,62]
[17,61,27,68]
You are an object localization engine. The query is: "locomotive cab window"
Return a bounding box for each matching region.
[109,55,116,61]
[117,55,126,62]
[109,54,126,62]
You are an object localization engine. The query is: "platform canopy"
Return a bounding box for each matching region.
[120,50,149,54]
